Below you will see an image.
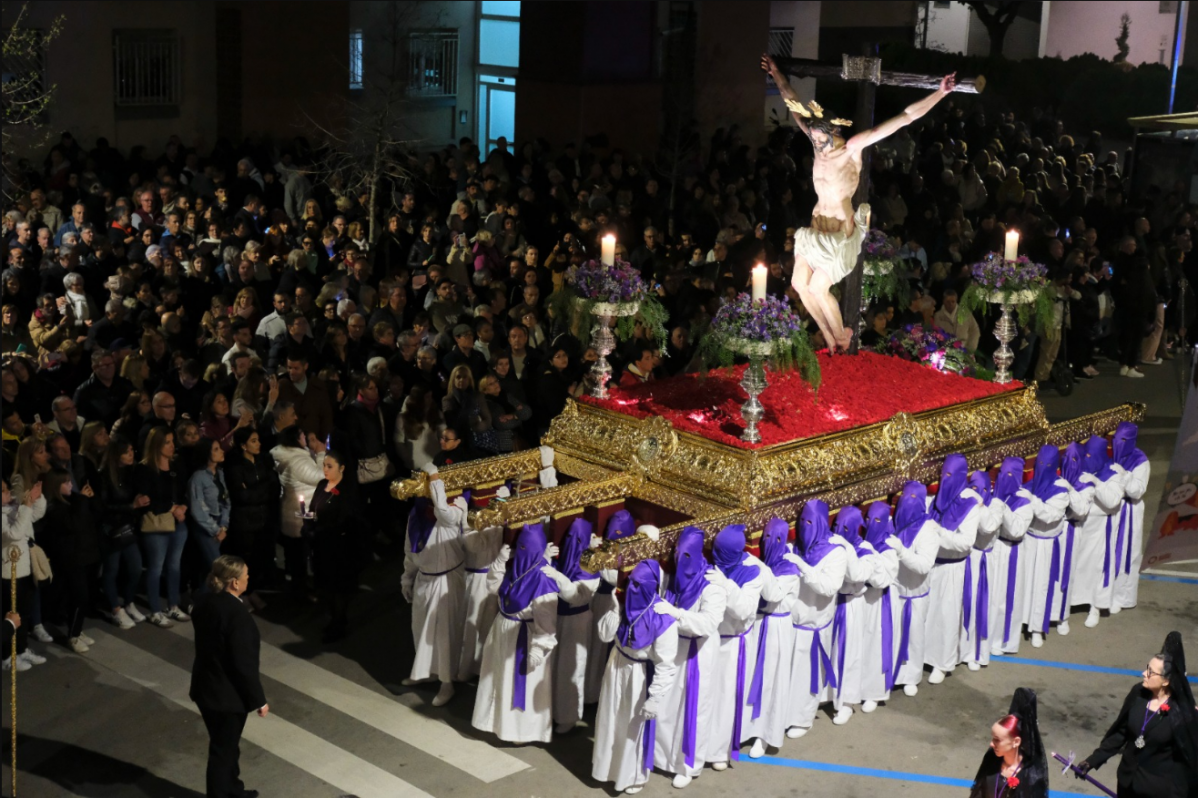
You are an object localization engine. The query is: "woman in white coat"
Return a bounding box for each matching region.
[1020,444,1073,649]
[471,523,562,744]
[785,500,848,738]
[923,453,981,685]
[830,506,874,726]
[653,525,727,788]
[856,502,900,712]
[551,517,601,735]
[592,560,679,795]
[961,470,1002,671]
[1075,436,1125,626]
[1109,422,1150,612]
[2,478,46,670]
[989,458,1033,657]
[744,517,797,756]
[886,482,940,697]
[270,426,325,597]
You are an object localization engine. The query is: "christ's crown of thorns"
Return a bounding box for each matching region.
[784,98,852,127]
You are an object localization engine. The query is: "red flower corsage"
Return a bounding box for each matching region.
[1160,702,1170,713]
[1007,776,1020,788]
[329,487,340,496]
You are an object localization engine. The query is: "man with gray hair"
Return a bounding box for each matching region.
[54,203,86,246]
[47,395,86,452]
[138,391,179,452]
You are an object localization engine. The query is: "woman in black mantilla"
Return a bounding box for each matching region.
[308,450,362,644]
[1075,631,1198,798]
[970,687,1049,797]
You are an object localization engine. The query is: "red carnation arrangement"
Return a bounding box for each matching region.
[1007,775,1020,789]
[1160,702,1170,713]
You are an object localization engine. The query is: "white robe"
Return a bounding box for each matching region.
[654,581,728,777]
[585,576,618,704]
[786,547,847,731]
[857,547,899,703]
[707,570,764,766]
[401,481,466,683]
[1060,482,1095,619]
[990,500,1033,655]
[1019,481,1072,634]
[1112,461,1150,610]
[742,569,797,748]
[923,493,981,673]
[960,499,1003,667]
[471,559,562,744]
[592,598,680,792]
[1072,471,1126,611]
[832,544,875,708]
[458,525,504,681]
[891,520,939,687]
[552,574,600,728]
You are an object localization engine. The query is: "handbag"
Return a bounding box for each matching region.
[357,453,393,484]
[106,522,136,544]
[140,510,177,533]
[29,543,52,583]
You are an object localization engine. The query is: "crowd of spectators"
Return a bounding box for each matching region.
[0,98,1193,661]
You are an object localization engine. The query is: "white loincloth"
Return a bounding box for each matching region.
[793,203,871,284]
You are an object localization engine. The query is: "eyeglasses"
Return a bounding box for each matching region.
[1145,664,1164,678]
[439,435,457,443]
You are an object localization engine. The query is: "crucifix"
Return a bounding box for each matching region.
[763,50,984,353]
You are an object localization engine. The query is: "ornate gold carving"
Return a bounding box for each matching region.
[469,471,645,530]
[390,449,543,500]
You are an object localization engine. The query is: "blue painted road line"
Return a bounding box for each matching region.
[1141,573,1198,585]
[990,655,1198,684]
[747,755,1098,797]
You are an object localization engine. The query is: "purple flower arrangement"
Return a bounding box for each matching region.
[968,253,1048,290]
[862,229,897,260]
[697,293,821,387]
[565,259,650,304]
[877,324,980,377]
[710,293,805,342]
[958,251,1055,331]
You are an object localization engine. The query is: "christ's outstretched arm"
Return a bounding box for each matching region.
[846,72,957,154]
[762,53,812,139]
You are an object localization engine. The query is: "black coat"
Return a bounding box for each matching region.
[189,591,266,714]
[38,495,101,568]
[310,480,361,593]
[224,454,278,536]
[1087,684,1198,798]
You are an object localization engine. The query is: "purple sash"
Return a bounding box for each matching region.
[1003,543,1019,646]
[720,630,749,761]
[963,556,974,631]
[1059,523,1075,621]
[1103,515,1113,587]
[1114,503,1128,579]
[881,587,895,690]
[505,612,532,711]
[795,619,836,694]
[1122,503,1133,575]
[974,550,990,661]
[748,611,787,721]
[680,636,700,768]
[616,647,656,775]
[896,593,927,668]
[1039,535,1061,634]
[833,595,850,692]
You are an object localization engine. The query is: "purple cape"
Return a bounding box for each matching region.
[617,560,676,649]
[834,506,866,554]
[933,453,978,531]
[555,517,595,583]
[762,517,800,578]
[1061,442,1088,491]
[894,481,931,547]
[498,523,560,616]
[798,500,837,564]
[667,526,710,612]
[994,457,1030,512]
[713,524,759,586]
[1083,436,1117,481]
[864,502,893,552]
[407,497,436,553]
[1030,444,1067,502]
[605,509,637,541]
[1112,421,1148,471]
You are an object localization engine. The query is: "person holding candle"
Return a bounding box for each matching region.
[269,425,325,599]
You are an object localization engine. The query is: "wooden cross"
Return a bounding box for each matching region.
[773,50,984,352]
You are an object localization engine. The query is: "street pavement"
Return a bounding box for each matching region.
[5,354,1194,798]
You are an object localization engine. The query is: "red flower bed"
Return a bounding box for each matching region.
[582,351,1022,449]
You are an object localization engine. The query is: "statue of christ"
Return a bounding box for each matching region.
[762,54,956,352]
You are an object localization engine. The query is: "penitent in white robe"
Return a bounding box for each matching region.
[990,500,1033,656]
[857,546,900,703]
[891,520,939,687]
[960,499,1003,668]
[707,569,764,767]
[552,573,600,729]
[471,557,563,744]
[922,494,981,674]
[1020,481,1073,635]
[458,524,504,681]
[786,547,847,732]
[654,580,728,779]
[742,568,797,749]
[1072,470,1126,612]
[585,575,618,704]
[401,480,466,683]
[1111,460,1150,611]
[832,543,876,709]
[1059,481,1095,622]
[592,598,680,793]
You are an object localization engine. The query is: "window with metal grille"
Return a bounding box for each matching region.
[766,27,793,86]
[408,31,458,97]
[1,28,47,122]
[113,30,180,106]
[349,29,363,90]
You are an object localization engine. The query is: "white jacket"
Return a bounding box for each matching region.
[2,498,46,580]
[271,444,326,538]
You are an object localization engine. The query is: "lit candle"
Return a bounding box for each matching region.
[1004,230,1019,261]
[751,263,768,302]
[299,498,306,517]
[601,234,616,266]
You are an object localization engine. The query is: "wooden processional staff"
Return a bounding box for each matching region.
[8,546,18,797]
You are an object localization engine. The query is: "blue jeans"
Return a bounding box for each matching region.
[140,522,187,614]
[102,543,144,610]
